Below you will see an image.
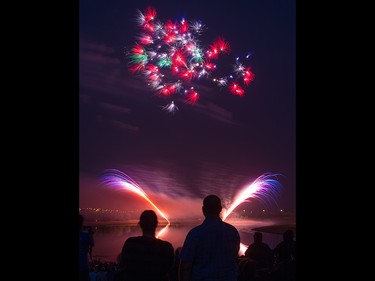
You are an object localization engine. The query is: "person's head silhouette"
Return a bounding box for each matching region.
[283,229,294,242]
[253,231,263,243]
[139,210,158,235]
[202,194,222,218]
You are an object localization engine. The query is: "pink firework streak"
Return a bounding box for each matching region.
[101,169,170,238]
[222,173,283,254]
[127,6,255,112]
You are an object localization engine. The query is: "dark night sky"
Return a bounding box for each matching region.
[79,0,296,214]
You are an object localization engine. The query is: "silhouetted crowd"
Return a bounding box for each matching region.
[80,195,296,281]
[238,230,296,281]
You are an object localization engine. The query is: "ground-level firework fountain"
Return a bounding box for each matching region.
[101,168,282,254]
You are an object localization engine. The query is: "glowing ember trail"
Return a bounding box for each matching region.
[126,6,255,112]
[221,173,283,255]
[222,173,282,221]
[101,169,170,238]
[102,169,282,254]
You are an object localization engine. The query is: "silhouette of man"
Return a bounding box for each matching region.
[120,210,174,281]
[273,229,296,263]
[244,231,273,269]
[86,225,94,261]
[272,229,296,281]
[79,214,94,281]
[179,195,240,281]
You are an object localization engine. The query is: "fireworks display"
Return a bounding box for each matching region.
[222,173,283,221]
[102,169,282,253]
[101,169,170,238]
[127,6,255,111]
[221,173,283,254]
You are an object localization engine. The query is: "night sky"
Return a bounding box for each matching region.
[79,0,296,214]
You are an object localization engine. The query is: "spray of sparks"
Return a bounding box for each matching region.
[161,100,179,114]
[101,169,170,238]
[127,6,255,112]
[222,173,283,221]
[102,169,282,254]
[221,173,283,254]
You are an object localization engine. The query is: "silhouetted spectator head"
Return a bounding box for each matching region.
[79,214,84,230]
[253,231,263,243]
[87,225,94,234]
[139,210,158,232]
[202,195,222,217]
[283,229,294,242]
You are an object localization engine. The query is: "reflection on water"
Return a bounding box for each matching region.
[90,217,295,262]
